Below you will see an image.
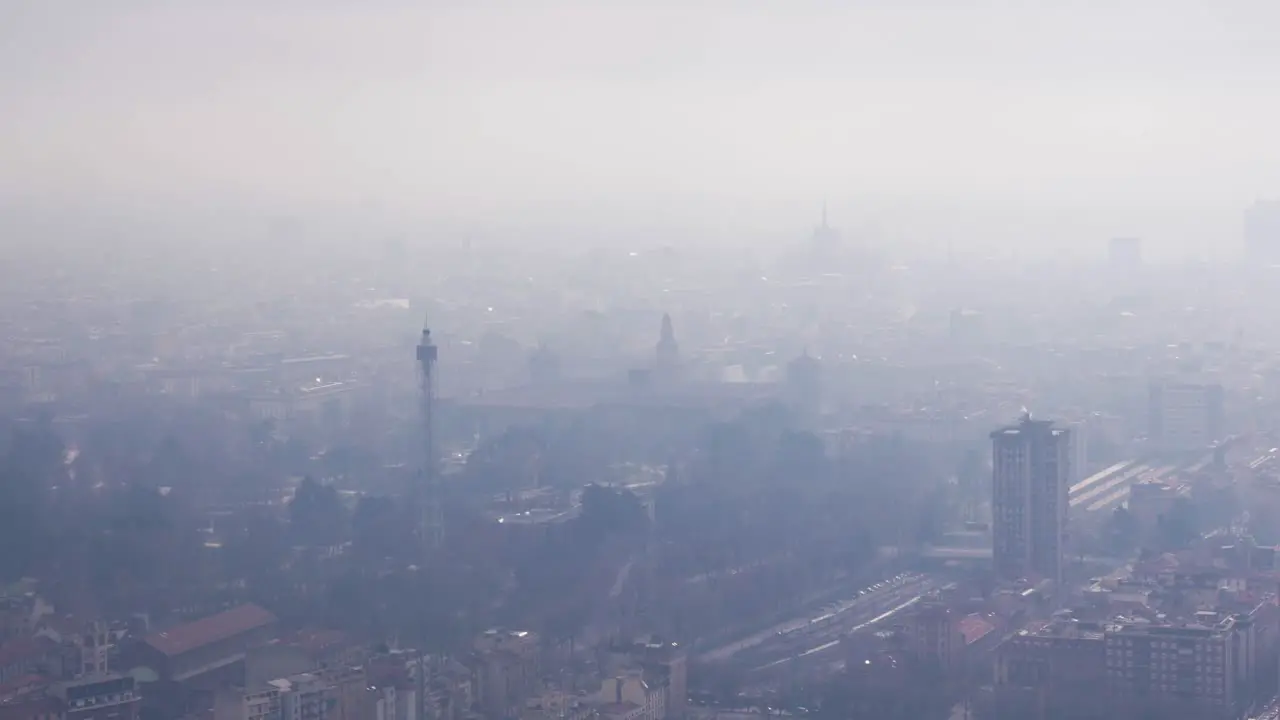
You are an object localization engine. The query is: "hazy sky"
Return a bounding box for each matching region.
[4,0,1280,256]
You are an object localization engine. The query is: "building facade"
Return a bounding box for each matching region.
[991,619,1108,720]
[991,415,1071,586]
[472,630,540,720]
[54,675,142,720]
[1104,620,1237,720]
[1148,380,1225,454]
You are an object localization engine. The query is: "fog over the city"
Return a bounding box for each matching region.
[13,4,1280,720]
[5,0,1280,256]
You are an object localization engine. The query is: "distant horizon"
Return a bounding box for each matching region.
[0,191,1265,264]
[5,1,1280,262]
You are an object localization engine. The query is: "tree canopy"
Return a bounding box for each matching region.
[289,476,349,547]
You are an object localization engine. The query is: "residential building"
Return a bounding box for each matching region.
[522,690,594,720]
[53,674,141,720]
[472,630,540,720]
[241,685,281,720]
[1105,619,1238,720]
[905,603,962,677]
[421,658,473,720]
[990,414,1071,586]
[321,666,366,720]
[1064,419,1089,487]
[991,618,1108,720]
[359,685,396,720]
[601,640,686,720]
[1148,380,1225,454]
[1128,479,1187,542]
[71,622,111,679]
[274,673,330,720]
[990,615,1248,720]
[592,671,664,720]
[218,673,335,720]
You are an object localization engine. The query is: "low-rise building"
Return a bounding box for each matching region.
[991,618,1108,720]
[592,671,663,720]
[522,690,594,720]
[273,673,330,720]
[137,604,277,683]
[52,674,141,720]
[601,640,685,720]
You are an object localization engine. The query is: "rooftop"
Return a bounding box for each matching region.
[1016,618,1107,641]
[0,637,56,668]
[144,604,276,657]
[957,615,996,645]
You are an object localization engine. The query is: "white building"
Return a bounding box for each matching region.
[217,673,333,720]
[275,673,331,720]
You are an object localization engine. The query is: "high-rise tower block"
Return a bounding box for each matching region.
[991,412,1071,587]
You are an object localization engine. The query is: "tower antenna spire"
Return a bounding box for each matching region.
[416,315,442,552]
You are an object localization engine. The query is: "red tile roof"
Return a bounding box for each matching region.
[0,637,56,669]
[957,614,996,645]
[144,604,276,657]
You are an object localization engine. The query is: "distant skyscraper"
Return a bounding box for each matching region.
[654,313,680,380]
[810,201,841,255]
[1245,200,1280,262]
[991,413,1071,586]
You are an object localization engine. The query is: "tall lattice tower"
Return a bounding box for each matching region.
[416,317,443,551]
